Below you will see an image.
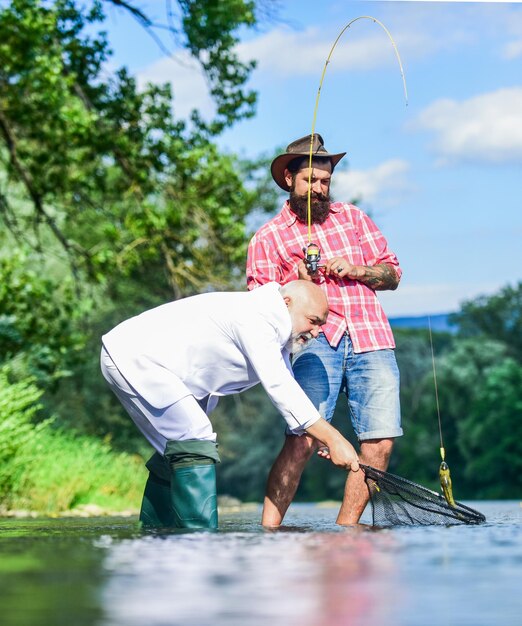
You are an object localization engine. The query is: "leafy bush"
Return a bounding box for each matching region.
[0,369,146,514]
[0,250,87,388]
[0,371,45,502]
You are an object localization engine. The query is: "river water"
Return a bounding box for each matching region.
[0,501,520,626]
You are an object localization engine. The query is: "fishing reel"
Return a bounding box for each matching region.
[303,242,322,274]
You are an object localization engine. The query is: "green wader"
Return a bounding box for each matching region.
[139,439,220,529]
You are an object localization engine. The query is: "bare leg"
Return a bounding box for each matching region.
[262,434,318,527]
[336,438,394,526]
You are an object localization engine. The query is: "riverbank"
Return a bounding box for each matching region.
[0,495,261,519]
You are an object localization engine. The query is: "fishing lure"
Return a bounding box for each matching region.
[429,318,456,508]
[439,459,456,508]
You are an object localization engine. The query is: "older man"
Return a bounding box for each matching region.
[247,134,403,526]
[101,280,359,529]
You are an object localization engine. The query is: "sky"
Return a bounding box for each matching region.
[101,0,522,317]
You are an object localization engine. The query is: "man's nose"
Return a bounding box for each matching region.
[310,327,320,338]
[311,180,322,193]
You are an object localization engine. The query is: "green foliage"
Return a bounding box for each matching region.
[451,282,522,361]
[392,330,522,499]
[0,0,273,513]
[178,0,257,133]
[0,248,87,386]
[23,427,146,513]
[0,370,45,502]
[0,0,261,291]
[0,368,145,513]
[459,357,522,498]
[0,0,269,447]
[212,388,284,501]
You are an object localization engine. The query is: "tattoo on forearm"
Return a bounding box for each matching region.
[361,264,399,290]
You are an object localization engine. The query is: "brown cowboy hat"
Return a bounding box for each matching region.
[270,133,346,191]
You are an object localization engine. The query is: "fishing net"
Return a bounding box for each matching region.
[361,464,486,527]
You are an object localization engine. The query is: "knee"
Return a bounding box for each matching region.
[360,437,394,468]
[377,438,394,455]
[283,434,317,465]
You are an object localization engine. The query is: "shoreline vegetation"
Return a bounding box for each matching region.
[0,497,261,519]
[0,371,144,516]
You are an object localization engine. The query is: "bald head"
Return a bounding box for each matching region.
[280,280,328,350]
[280,280,328,319]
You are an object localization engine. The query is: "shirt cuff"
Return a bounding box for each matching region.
[286,413,321,436]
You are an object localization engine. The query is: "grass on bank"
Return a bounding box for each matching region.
[0,370,147,515]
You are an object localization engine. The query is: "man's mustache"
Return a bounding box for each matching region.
[302,192,329,202]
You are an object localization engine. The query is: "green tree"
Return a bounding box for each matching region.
[418,338,513,497]
[213,388,284,501]
[449,283,522,497]
[451,282,522,361]
[459,357,522,498]
[0,0,263,293]
[0,0,272,447]
[0,0,295,509]
[0,249,86,387]
[360,327,456,492]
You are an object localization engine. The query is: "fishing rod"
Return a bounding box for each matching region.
[304,16,408,272]
[428,316,456,507]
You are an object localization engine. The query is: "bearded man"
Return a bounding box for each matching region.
[246,133,403,526]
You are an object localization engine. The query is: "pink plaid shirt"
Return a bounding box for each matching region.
[246,201,401,352]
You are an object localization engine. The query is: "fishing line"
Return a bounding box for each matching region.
[305,16,408,243]
[428,316,456,507]
[428,316,445,457]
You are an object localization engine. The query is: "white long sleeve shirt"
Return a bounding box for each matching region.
[102,282,321,434]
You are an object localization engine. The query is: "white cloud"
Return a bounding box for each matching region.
[412,87,522,164]
[502,40,522,60]
[136,52,214,120]
[332,159,411,207]
[237,24,436,78]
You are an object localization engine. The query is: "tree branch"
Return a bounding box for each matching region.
[0,107,88,279]
[104,0,176,58]
[0,190,24,243]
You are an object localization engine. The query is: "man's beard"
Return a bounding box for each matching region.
[289,191,331,225]
[286,332,314,356]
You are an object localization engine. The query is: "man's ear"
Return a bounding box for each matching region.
[284,168,293,188]
[283,295,292,308]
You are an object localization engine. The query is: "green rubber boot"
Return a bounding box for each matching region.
[169,463,218,529]
[165,440,220,530]
[139,472,174,527]
[139,452,174,527]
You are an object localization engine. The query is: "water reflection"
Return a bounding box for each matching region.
[101,522,400,626]
[0,502,520,626]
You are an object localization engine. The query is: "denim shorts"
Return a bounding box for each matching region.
[291,333,402,441]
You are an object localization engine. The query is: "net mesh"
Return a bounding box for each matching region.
[361,464,486,527]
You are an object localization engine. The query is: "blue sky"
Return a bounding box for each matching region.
[102,0,522,316]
